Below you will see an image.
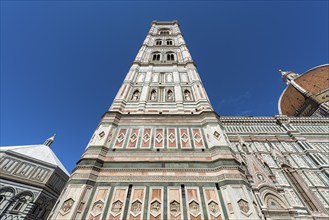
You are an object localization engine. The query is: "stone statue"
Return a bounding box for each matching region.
[184,89,191,101]
[150,90,157,100]
[131,90,140,101]
[167,90,173,100]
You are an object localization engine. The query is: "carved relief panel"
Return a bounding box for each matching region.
[128,187,146,220]
[148,187,163,220]
[186,187,203,220]
[56,186,88,219]
[203,187,223,220]
[168,187,183,220]
[107,187,128,220]
[87,187,110,220]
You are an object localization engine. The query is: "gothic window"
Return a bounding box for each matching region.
[166,40,173,45]
[167,53,175,61]
[152,53,161,61]
[131,90,140,101]
[155,40,162,46]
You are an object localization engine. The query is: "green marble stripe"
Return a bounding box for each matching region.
[81,184,97,220]
[101,186,114,220]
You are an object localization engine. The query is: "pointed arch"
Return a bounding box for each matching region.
[131,89,140,101]
[183,89,192,101]
[167,89,173,101]
[281,164,325,212]
[149,89,157,101]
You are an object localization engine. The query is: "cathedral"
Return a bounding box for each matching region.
[45,20,328,219]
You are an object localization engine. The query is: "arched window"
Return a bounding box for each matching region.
[167,53,175,61]
[166,40,173,45]
[152,53,161,61]
[155,40,162,46]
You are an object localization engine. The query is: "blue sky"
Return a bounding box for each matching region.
[1,1,328,173]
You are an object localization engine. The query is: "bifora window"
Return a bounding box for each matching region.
[167,53,175,61]
[166,40,173,45]
[155,40,162,45]
[152,53,161,61]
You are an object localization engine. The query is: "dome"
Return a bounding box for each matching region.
[278,64,329,117]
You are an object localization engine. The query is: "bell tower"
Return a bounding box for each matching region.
[49,21,261,220]
[110,20,213,115]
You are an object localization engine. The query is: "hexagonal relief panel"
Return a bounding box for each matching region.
[60,198,74,215]
[189,200,200,217]
[238,199,250,216]
[169,200,180,216]
[91,200,104,217]
[150,200,161,217]
[111,200,123,214]
[208,201,220,216]
[130,200,142,216]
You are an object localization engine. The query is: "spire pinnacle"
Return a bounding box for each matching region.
[44,133,56,147]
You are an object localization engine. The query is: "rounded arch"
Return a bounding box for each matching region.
[12,190,34,204]
[151,51,161,61]
[166,39,173,45]
[154,39,162,46]
[165,51,175,61]
[0,187,15,196]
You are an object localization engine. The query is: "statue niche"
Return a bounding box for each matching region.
[131,90,140,101]
[184,89,192,101]
[150,89,157,101]
[167,89,173,101]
